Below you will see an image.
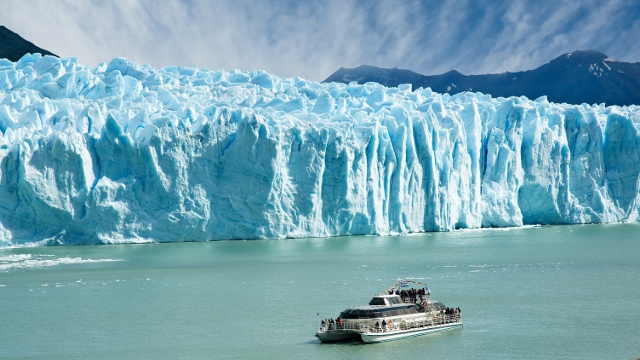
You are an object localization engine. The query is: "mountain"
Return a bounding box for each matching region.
[0,56,639,245]
[0,26,56,61]
[324,50,640,106]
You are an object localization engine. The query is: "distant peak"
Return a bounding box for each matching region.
[562,50,608,62]
[573,50,607,56]
[0,25,57,61]
[354,65,382,70]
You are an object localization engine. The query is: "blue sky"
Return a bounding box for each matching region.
[2,0,640,81]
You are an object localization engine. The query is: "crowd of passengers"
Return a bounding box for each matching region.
[388,288,428,303]
[443,307,462,322]
[320,318,342,330]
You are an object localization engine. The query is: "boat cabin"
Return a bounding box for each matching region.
[339,303,423,319]
[368,295,404,306]
[338,298,448,321]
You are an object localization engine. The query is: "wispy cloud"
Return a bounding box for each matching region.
[1,0,639,81]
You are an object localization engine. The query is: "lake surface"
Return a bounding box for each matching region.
[1,224,639,359]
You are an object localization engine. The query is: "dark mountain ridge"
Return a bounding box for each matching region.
[324,50,640,106]
[0,25,56,62]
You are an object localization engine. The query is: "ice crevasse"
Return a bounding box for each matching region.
[0,53,639,245]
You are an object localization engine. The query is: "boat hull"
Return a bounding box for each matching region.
[315,329,361,342]
[360,322,462,343]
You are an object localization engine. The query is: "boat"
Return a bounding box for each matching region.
[315,280,462,343]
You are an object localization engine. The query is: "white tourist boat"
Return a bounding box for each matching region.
[315,280,462,343]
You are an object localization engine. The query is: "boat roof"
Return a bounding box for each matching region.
[344,300,445,312]
[349,304,409,310]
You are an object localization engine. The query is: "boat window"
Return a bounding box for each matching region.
[368,297,386,306]
[340,310,351,318]
[388,297,403,305]
[387,309,400,316]
[377,305,426,317]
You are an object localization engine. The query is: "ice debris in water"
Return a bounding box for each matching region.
[0,53,639,245]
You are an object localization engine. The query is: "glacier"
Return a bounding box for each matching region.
[0,53,639,246]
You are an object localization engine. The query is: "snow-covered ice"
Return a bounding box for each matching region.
[0,53,639,245]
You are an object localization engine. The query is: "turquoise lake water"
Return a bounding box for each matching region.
[1,224,640,359]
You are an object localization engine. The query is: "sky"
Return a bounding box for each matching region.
[2,0,640,81]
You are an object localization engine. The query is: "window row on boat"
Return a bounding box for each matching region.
[340,304,423,319]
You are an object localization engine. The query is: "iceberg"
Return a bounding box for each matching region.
[0,54,639,245]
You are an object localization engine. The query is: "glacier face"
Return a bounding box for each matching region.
[0,53,639,245]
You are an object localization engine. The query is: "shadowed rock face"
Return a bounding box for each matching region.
[0,26,57,62]
[324,50,640,107]
[0,54,639,246]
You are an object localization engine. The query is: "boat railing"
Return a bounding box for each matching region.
[364,313,462,333]
[399,294,429,304]
[317,321,368,333]
[317,313,462,334]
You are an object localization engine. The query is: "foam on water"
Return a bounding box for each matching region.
[0,253,121,271]
[455,224,542,233]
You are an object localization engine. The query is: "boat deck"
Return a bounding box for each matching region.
[316,313,462,343]
[359,314,462,343]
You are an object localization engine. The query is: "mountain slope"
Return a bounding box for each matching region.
[324,50,640,106]
[0,26,56,61]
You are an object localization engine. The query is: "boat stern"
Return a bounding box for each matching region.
[315,329,361,342]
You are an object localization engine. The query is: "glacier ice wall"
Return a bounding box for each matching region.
[0,53,639,245]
